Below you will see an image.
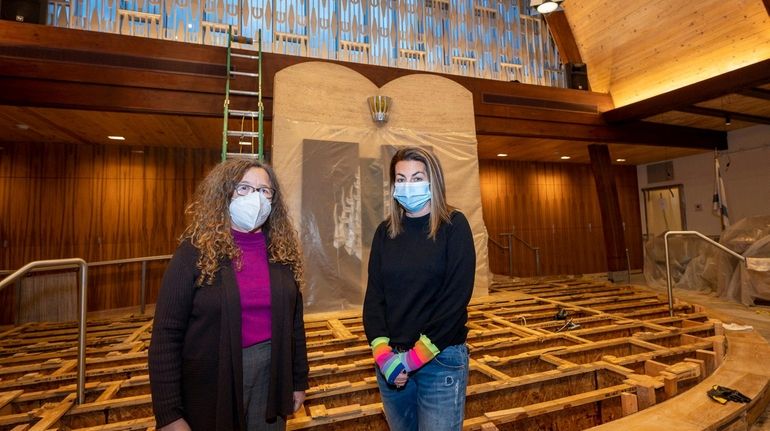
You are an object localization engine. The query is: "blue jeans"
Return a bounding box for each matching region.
[376,344,469,431]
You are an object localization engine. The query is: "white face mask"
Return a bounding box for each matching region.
[229,191,272,231]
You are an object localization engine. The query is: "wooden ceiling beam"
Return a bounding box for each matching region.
[739,87,770,101]
[544,10,582,64]
[603,58,770,123]
[677,106,770,126]
[475,116,726,150]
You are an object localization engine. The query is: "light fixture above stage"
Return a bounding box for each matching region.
[530,0,564,14]
[367,95,392,124]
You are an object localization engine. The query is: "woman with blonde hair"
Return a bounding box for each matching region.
[149,158,308,431]
[364,146,476,430]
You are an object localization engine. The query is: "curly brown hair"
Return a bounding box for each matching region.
[181,158,303,286]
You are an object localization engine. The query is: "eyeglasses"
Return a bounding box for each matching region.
[235,183,275,199]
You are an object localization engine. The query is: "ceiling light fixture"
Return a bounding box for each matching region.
[497,153,508,157]
[16,123,30,130]
[616,158,626,162]
[530,0,563,14]
[560,155,571,160]
[108,135,125,141]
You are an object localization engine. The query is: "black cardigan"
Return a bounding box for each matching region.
[149,240,309,430]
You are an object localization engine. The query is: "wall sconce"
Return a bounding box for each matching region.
[367,95,392,124]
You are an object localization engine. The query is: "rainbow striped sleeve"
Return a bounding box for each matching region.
[401,334,441,372]
[370,337,405,384]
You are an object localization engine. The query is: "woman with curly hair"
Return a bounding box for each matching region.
[149,158,308,431]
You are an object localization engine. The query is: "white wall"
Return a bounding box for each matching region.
[637,125,770,237]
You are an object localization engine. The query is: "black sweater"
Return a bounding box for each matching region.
[363,211,476,351]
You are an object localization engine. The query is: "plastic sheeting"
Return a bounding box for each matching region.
[644,215,770,305]
[271,62,491,314]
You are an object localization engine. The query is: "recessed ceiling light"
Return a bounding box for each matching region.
[616,158,626,162]
[497,153,508,157]
[560,156,571,160]
[16,123,29,130]
[108,136,125,141]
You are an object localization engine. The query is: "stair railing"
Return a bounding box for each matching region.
[663,230,745,317]
[497,231,541,277]
[0,254,172,404]
[0,259,88,404]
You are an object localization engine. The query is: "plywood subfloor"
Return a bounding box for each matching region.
[1,277,769,430]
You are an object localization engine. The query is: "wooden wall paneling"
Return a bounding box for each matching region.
[555,164,569,274]
[478,159,643,277]
[0,141,218,323]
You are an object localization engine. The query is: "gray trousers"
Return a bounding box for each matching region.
[243,340,286,431]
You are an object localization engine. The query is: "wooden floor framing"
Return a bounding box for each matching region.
[1,277,769,430]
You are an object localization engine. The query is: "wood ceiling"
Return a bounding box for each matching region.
[1,0,769,164]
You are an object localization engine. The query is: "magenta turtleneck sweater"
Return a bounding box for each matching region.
[231,229,272,347]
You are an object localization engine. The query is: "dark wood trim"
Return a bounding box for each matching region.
[739,87,770,101]
[0,20,726,151]
[603,58,770,123]
[0,77,225,116]
[482,93,597,113]
[544,10,582,64]
[475,116,727,149]
[677,106,770,125]
[763,0,770,16]
[588,144,627,272]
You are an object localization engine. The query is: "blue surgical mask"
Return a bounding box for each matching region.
[393,182,431,213]
[229,191,272,231]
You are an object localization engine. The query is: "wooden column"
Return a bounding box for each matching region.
[588,144,627,272]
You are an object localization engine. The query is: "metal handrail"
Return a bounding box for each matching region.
[0,258,88,405]
[0,254,173,404]
[499,231,541,277]
[488,236,513,277]
[87,255,172,314]
[664,230,746,317]
[1,254,172,314]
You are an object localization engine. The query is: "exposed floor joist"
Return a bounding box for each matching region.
[1,278,769,430]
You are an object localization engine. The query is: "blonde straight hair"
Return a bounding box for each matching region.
[386,147,455,239]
